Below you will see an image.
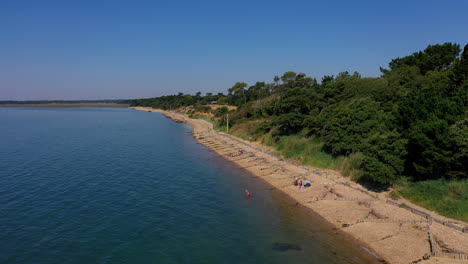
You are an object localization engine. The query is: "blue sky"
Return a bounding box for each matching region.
[1,0,467,100]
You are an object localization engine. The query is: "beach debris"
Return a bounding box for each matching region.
[271,242,302,252]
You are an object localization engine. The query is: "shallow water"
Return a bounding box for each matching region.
[0,108,379,264]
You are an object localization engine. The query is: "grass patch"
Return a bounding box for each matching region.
[261,132,276,146]
[389,190,401,200]
[229,121,266,140]
[267,134,337,169]
[261,132,366,178]
[335,153,364,181]
[189,114,468,222]
[396,179,468,222]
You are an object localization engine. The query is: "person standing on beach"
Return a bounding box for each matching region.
[298,180,302,189]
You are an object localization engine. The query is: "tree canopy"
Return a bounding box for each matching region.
[131,42,467,185]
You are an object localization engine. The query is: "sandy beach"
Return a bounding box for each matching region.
[132,106,468,264]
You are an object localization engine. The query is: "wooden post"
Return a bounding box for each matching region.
[226,113,229,133]
[428,230,435,254]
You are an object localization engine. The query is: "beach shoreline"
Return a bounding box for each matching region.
[132,106,468,264]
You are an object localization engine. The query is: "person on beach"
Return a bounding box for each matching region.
[245,189,251,198]
[298,180,302,189]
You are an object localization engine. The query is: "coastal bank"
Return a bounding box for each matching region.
[132,107,468,264]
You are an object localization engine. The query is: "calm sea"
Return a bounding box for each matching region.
[0,108,378,264]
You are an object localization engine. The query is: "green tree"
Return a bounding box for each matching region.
[214,106,229,117]
[447,115,468,178]
[397,71,461,179]
[323,98,388,155]
[273,75,280,85]
[281,71,297,83]
[229,82,248,105]
[383,42,461,75]
[195,91,202,103]
[321,75,334,84]
[452,43,468,86]
[271,87,317,134]
[360,130,407,184]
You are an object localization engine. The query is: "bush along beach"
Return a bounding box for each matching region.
[131,42,468,220]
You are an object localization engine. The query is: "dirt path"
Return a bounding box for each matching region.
[132,107,468,264]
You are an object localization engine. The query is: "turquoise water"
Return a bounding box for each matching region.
[0,108,378,264]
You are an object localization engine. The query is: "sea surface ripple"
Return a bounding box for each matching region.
[0,108,378,264]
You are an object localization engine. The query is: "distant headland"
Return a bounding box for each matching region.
[0,100,130,108]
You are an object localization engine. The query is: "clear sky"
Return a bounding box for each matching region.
[1,0,467,100]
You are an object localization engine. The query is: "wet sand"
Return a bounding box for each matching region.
[132,107,468,264]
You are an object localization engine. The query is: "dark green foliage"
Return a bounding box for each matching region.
[360,130,407,184]
[269,88,318,134]
[320,98,407,184]
[323,98,388,155]
[383,42,461,75]
[131,42,468,185]
[214,106,229,118]
[228,82,248,105]
[452,44,468,86]
[193,104,211,113]
[129,93,224,109]
[272,112,308,135]
[397,70,465,179]
[447,115,468,178]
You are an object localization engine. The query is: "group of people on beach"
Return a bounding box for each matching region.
[226,150,247,157]
[293,178,312,189]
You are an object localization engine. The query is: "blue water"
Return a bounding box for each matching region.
[0,108,378,264]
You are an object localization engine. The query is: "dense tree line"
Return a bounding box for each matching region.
[131,42,467,185]
[130,92,226,110]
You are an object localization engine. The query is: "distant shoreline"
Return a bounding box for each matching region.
[0,103,129,108]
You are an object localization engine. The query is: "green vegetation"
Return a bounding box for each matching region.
[275,136,338,169]
[131,92,225,110]
[395,179,468,221]
[131,42,468,220]
[131,42,467,189]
